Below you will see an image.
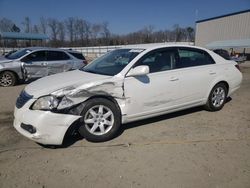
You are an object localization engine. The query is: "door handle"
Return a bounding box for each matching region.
[169,77,179,81]
[209,71,216,75]
[41,62,48,66]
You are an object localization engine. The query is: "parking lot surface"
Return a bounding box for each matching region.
[0,63,250,188]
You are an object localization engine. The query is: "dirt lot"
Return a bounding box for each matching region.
[0,64,250,188]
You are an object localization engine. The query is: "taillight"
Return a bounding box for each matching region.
[83,60,88,65]
[235,64,241,72]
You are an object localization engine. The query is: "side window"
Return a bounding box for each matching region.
[47,51,70,61]
[136,50,176,73]
[176,48,215,69]
[69,52,85,60]
[21,51,46,63]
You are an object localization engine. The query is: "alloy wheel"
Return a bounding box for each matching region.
[84,105,114,136]
[211,87,226,108]
[0,72,13,87]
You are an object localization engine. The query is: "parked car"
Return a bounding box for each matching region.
[213,49,247,63]
[230,55,247,63]
[13,45,242,145]
[0,47,87,87]
[213,49,231,60]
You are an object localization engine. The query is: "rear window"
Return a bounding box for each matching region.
[176,48,215,68]
[47,51,70,61]
[213,49,231,60]
[69,52,85,60]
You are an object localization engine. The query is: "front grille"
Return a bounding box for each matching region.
[16,90,33,109]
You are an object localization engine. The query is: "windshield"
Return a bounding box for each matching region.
[6,49,33,60]
[82,49,143,76]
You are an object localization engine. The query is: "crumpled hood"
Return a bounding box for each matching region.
[25,70,111,98]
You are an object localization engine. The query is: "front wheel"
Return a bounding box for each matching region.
[205,83,228,111]
[78,98,121,142]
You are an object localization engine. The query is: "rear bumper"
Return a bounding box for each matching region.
[13,100,81,145]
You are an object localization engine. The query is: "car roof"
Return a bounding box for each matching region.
[21,47,80,53]
[120,44,210,52]
[64,49,82,54]
[153,44,208,51]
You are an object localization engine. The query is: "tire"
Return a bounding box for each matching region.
[0,71,17,87]
[205,83,228,111]
[78,98,121,142]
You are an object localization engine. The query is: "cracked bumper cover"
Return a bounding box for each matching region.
[13,100,81,145]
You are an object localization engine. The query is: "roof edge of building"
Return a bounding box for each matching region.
[196,9,250,23]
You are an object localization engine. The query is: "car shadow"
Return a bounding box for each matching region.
[121,106,204,131]
[18,78,39,86]
[119,96,232,134]
[41,97,232,149]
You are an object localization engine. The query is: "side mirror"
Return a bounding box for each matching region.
[127,65,149,77]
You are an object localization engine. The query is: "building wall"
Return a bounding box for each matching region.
[195,11,250,47]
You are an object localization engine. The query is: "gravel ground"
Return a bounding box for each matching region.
[0,63,249,188]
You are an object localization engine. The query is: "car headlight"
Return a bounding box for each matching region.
[32,95,59,110]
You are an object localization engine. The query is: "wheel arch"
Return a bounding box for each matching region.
[216,81,229,94]
[0,69,20,79]
[64,94,122,124]
[206,80,230,100]
[63,95,122,143]
[86,95,122,116]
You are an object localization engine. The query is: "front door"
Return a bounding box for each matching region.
[21,50,48,79]
[123,48,181,120]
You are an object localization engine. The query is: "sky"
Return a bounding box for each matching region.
[0,0,249,34]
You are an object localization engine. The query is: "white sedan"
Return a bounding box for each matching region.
[13,45,242,145]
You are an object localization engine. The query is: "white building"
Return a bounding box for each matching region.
[195,9,250,52]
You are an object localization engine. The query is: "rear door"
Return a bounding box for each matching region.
[46,51,73,75]
[174,47,217,104]
[21,50,48,79]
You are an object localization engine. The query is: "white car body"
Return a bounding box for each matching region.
[13,45,242,145]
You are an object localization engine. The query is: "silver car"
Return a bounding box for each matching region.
[0,47,87,87]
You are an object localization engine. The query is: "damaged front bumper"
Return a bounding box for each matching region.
[13,99,81,145]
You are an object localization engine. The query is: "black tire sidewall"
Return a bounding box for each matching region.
[79,98,121,142]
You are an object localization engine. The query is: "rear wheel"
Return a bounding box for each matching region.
[0,71,17,87]
[78,98,121,142]
[205,83,228,111]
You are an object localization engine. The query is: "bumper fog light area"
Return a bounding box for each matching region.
[21,123,37,134]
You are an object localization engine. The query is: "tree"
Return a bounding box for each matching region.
[91,24,102,45]
[1,16,196,48]
[32,25,39,33]
[0,18,15,32]
[22,17,31,33]
[186,27,195,42]
[39,17,47,34]
[141,25,154,43]
[58,21,65,43]
[47,18,59,41]
[65,17,75,44]
[173,24,186,42]
[101,22,110,45]
[83,21,91,46]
